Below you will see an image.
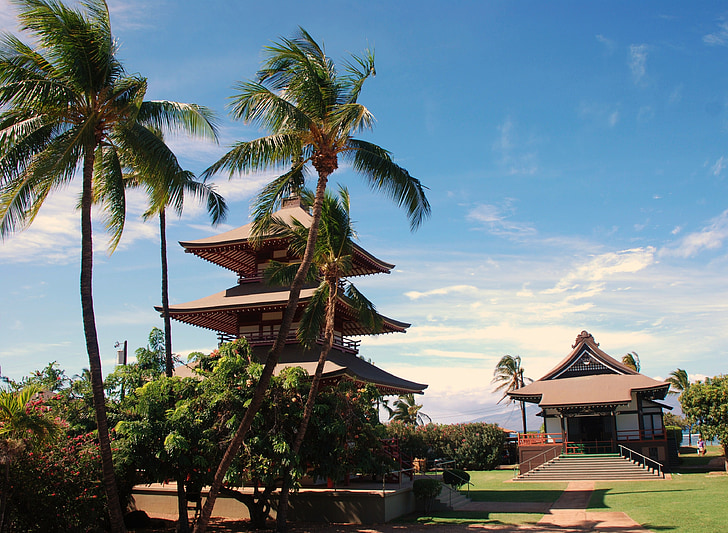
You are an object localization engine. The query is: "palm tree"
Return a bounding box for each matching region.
[265,187,384,531]
[667,368,689,396]
[123,131,226,377]
[493,354,531,434]
[0,386,58,531]
[622,352,641,372]
[0,2,216,530]
[386,393,432,426]
[667,368,692,445]
[195,29,430,532]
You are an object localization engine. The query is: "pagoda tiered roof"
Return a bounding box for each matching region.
[179,199,394,278]
[159,282,410,337]
[508,331,669,409]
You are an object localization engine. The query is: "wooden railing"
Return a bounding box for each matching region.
[518,429,667,448]
[242,331,360,353]
[518,433,565,446]
[616,428,666,441]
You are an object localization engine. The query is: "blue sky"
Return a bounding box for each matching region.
[2,1,728,426]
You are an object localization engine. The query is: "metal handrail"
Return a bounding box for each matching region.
[382,466,415,495]
[618,445,664,478]
[517,445,562,477]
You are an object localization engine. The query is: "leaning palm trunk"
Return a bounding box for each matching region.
[276,276,337,532]
[160,210,174,377]
[194,173,330,533]
[81,151,127,533]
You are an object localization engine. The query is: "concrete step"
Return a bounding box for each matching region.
[517,454,663,481]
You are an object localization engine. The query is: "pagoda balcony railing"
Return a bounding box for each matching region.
[240,331,360,353]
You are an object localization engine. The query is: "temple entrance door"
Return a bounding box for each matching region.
[567,415,615,453]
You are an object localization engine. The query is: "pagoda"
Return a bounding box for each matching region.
[509,331,671,469]
[161,197,426,396]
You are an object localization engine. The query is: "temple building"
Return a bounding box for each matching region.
[509,331,671,465]
[160,197,426,396]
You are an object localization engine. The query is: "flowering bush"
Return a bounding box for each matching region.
[7,432,129,532]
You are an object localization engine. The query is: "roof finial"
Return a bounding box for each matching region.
[573,330,597,348]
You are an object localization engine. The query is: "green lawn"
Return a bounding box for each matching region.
[588,446,727,533]
[406,449,727,531]
[467,470,567,503]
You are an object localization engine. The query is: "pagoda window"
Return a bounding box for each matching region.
[262,311,283,322]
[273,249,287,259]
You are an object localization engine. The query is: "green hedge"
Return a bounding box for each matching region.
[385,421,506,470]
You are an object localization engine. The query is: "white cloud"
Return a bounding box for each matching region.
[711,156,727,177]
[660,210,728,258]
[404,285,478,301]
[0,0,18,32]
[595,34,616,53]
[704,21,728,46]
[578,101,621,128]
[629,44,648,85]
[466,202,537,237]
[492,117,539,176]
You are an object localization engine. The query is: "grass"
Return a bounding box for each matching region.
[587,446,727,533]
[467,470,567,503]
[409,512,544,527]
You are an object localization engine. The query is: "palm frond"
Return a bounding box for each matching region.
[139,100,218,141]
[297,281,329,348]
[93,143,125,252]
[343,283,383,333]
[343,138,430,230]
[204,133,302,178]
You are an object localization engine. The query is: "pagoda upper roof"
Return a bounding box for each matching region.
[179,198,395,277]
[158,282,410,337]
[508,331,669,408]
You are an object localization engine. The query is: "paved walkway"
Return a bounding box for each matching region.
[452,481,651,532]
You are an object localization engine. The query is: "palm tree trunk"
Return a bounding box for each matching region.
[520,401,527,434]
[160,210,174,377]
[81,149,127,533]
[276,278,338,532]
[194,172,330,533]
[176,475,189,533]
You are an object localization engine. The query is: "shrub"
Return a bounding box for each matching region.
[412,477,442,513]
[7,432,131,532]
[442,468,470,488]
[385,422,506,470]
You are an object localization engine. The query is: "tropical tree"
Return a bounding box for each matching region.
[0,2,216,530]
[195,28,430,532]
[264,186,384,530]
[667,368,690,396]
[0,386,57,531]
[123,131,226,377]
[386,393,432,426]
[667,368,692,443]
[680,375,728,470]
[493,354,531,434]
[622,352,641,372]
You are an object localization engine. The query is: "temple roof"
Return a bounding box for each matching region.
[158,283,410,337]
[174,345,427,396]
[179,198,395,277]
[508,331,669,407]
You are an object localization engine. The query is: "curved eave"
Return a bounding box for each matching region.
[158,287,409,337]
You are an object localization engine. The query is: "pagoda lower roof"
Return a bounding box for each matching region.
[266,344,427,395]
[509,373,670,408]
[174,345,427,396]
[159,283,410,337]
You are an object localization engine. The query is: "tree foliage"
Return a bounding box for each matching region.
[680,375,728,465]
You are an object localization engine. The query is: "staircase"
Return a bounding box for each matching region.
[433,483,471,511]
[516,454,663,481]
[381,438,414,482]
